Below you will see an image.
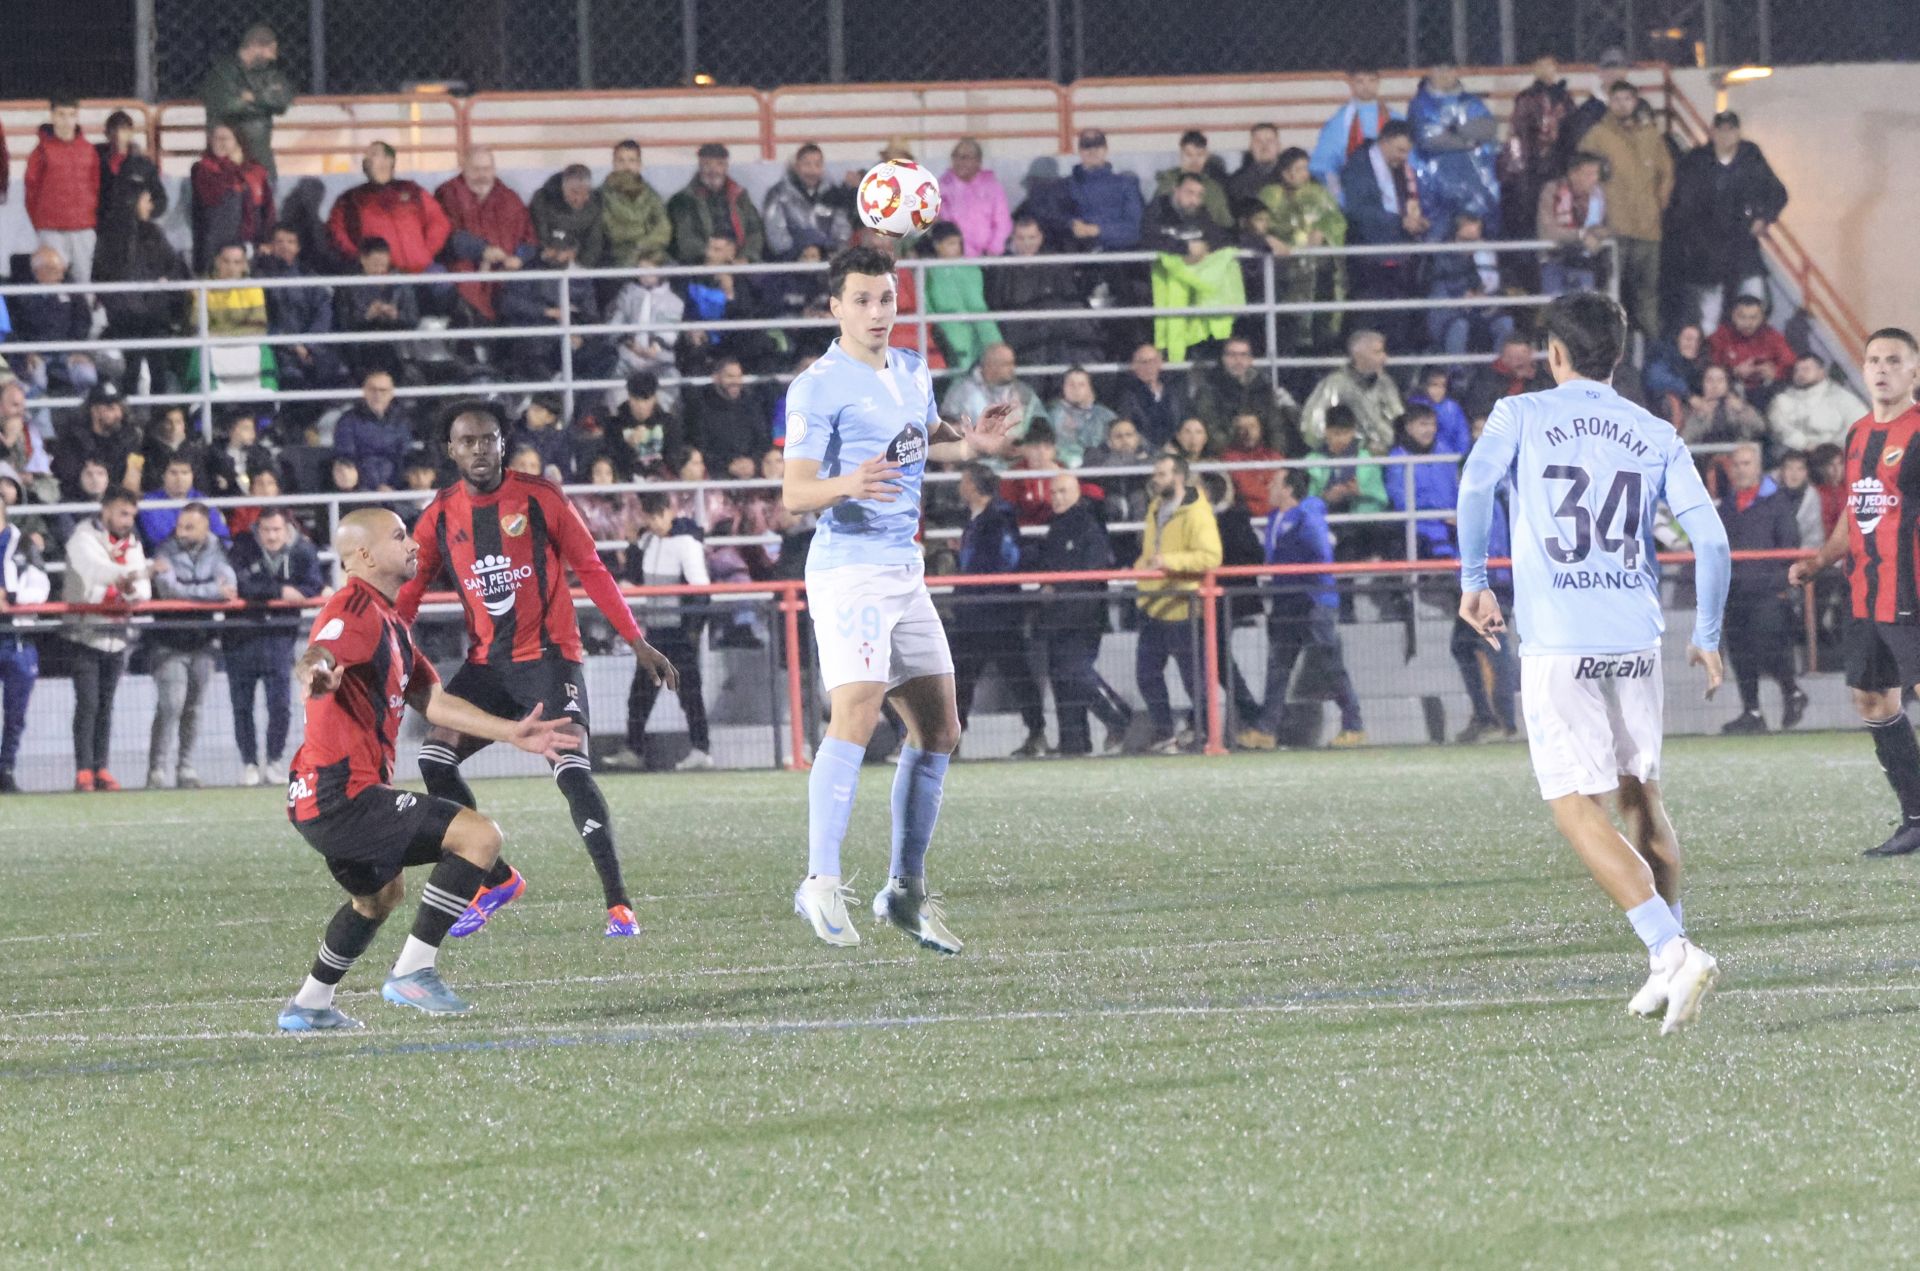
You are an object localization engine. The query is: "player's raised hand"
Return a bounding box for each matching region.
[847,454,905,502]
[630,635,682,692]
[959,401,1023,456]
[1687,645,1724,701]
[507,703,585,763]
[1457,588,1506,650]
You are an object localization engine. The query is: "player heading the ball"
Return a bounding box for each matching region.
[780,245,1017,952]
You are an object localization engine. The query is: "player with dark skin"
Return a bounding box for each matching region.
[429,410,679,785]
[293,508,579,928]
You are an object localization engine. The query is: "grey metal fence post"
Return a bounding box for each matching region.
[1498,0,1516,66]
[1262,252,1280,392]
[194,282,213,441]
[559,276,576,422]
[1406,0,1420,67]
[1451,0,1469,65]
[134,0,157,101]
[1403,460,1417,562]
[1046,0,1063,84]
[827,0,846,82]
[681,0,699,84]
[309,0,327,95]
[1756,0,1772,63]
[1070,0,1085,80]
[577,0,593,89]
[912,261,932,361]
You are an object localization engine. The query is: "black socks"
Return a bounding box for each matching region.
[555,765,628,910]
[418,743,477,810]
[412,853,487,947]
[311,902,385,986]
[1868,713,1920,824]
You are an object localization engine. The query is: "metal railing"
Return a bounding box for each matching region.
[0,237,1612,431]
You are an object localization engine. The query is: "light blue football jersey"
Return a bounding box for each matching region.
[1460,379,1717,656]
[784,340,940,572]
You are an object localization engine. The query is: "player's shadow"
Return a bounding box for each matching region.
[1750,999,1920,1036]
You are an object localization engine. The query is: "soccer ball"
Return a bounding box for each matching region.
[856,160,942,237]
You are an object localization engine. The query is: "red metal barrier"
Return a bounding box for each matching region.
[23,547,1809,769]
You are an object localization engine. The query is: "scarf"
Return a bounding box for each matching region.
[1345,103,1390,159]
[100,521,134,602]
[1551,180,1605,231]
[1368,143,1418,217]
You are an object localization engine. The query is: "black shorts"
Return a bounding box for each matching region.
[1843,619,1920,692]
[446,658,591,735]
[294,785,464,896]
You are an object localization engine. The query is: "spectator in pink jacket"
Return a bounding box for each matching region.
[940,137,1013,258]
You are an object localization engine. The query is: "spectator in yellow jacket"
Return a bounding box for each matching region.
[1135,452,1223,752]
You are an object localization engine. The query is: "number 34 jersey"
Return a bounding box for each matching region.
[1471,379,1715,656]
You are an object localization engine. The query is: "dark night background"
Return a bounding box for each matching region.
[1,0,1914,100]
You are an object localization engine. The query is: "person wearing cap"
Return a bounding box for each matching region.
[497,225,618,384]
[201,23,293,182]
[530,162,609,270]
[1310,67,1403,204]
[325,141,451,274]
[763,142,853,261]
[1669,109,1788,335]
[51,381,143,501]
[510,393,577,484]
[668,142,766,265]
[1065,129,1144,252]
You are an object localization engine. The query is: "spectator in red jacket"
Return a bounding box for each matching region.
[189,123,275,274]
[1002,420,1062,527]
[325,141,451,275]
[25,97,101,284]
[1220,410,1285,516]
[434,147,535,322]
[1707,295,1796,409]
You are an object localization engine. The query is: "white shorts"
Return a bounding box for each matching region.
[806,562,954,694]
[1521,650,1664,801]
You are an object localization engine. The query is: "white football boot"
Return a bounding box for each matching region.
[1627,953,1669,1018]
[872,877,963,955]
[1659,939,1721,1036]
[794,875,860,947]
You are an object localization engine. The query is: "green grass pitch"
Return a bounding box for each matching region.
[7,733,1920,1267]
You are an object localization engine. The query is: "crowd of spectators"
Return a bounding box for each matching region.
[0,40,1849,775]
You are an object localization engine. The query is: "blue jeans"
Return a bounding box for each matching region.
[1135,615,1199,740]
[0,635,38,772]
[226,636,294,765]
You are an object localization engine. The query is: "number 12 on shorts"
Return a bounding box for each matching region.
[1542,464,1643,569]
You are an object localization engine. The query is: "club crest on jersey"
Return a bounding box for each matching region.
[1885,448,1906,467]
[502,513,528,538]
[885,424,927,470]
[464,552,535,617]
[1854,476,1899,535]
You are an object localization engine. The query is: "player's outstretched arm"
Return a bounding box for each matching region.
[1787,512,1848,587]
[418,690,583,762]
[782,456,903,513]
[929,401,1022,463]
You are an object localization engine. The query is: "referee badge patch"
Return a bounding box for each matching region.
[502,513,527,538]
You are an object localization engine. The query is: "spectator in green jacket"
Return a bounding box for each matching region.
[600,140,671,268]
[668,143,766,265]
[923,222,1001,369]
[200,24,294,183]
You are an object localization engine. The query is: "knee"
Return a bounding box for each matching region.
[448,810,504,866]
[356,877,404,920]
[921,714,962,755]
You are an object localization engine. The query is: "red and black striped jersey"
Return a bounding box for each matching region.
[396,471,642,666]
[1845,405,1920,623]
[287,576,438,822]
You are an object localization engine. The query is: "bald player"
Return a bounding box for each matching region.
[277,509,580,1030]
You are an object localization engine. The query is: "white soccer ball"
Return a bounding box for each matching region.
[856,160,942,237]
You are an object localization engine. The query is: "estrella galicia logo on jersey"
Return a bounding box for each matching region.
[1853,476,1899,535]
[885,424,927,470]
[465,553,535,617]
[502,513,528,538]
